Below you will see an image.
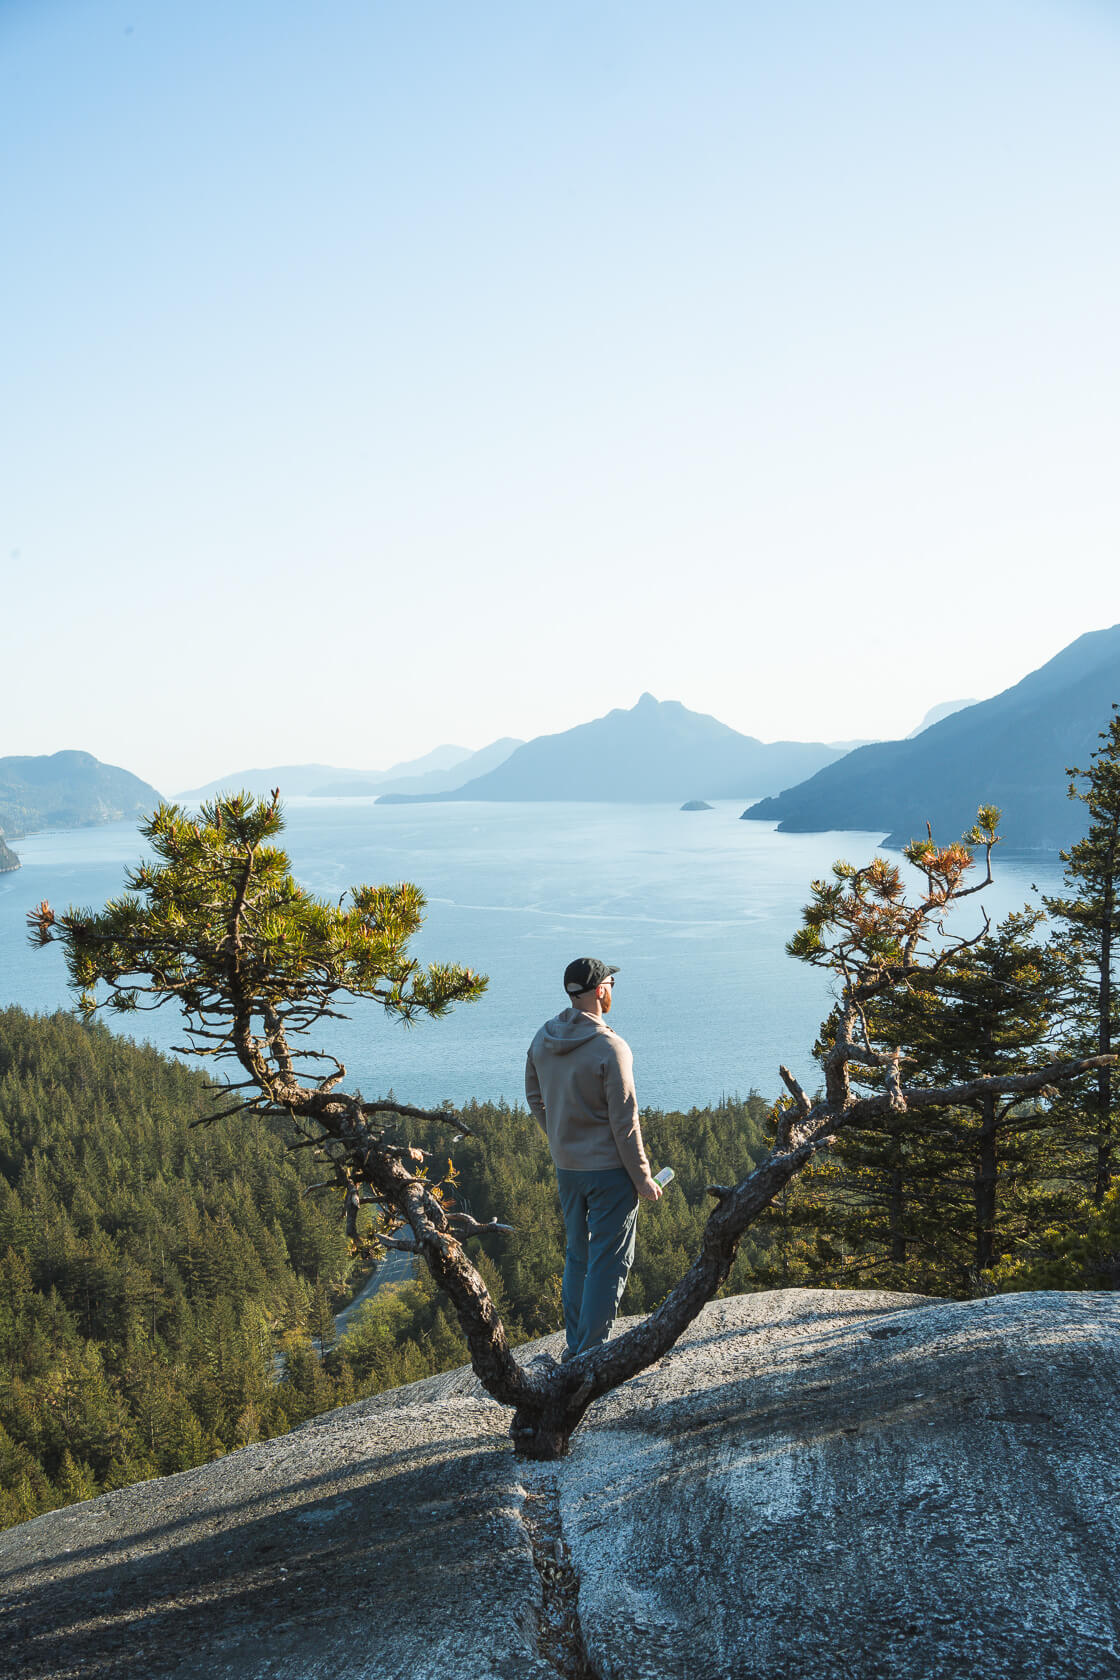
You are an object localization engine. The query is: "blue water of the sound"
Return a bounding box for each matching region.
[0,800,1065,1111]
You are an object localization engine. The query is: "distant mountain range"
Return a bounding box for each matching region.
[178,763,357,800]
[0,752,162,850]
[377,693,845,804]
[314,738,522,797]
[906,699,978,738]
[743,625,1120,852]
[12,630,1117,862]
[177,739,522,803]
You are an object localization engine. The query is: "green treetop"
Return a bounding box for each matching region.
[29,791,486,1102]
[773,906,1075,1295]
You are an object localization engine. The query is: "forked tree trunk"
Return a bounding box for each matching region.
[271,1058,1112,1459]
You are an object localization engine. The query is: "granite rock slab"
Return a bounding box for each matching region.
[3,1289,1119,1680]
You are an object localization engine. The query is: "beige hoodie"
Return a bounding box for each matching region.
[525,1008,652,1190]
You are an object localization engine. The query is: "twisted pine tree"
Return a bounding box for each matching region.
[31,793,1111,1458]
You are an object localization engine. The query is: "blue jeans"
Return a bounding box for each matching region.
[555,1166,639,1358]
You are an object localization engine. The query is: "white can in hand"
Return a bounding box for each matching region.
[653,1167,675,1189]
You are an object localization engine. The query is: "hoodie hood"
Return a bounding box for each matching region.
[535,1007,612,1055]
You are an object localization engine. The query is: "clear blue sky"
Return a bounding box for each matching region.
[3,0,1118,792]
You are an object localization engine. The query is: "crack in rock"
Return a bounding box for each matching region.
[519,1478,601,1680]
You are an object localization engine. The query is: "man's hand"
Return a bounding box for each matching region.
[637,1177,663,1201]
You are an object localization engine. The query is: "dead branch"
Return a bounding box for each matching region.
[779,1065,812,1115]
[361,1099,475,1137]
[893,1054,1109,1116]
[373,1235,423,1255]
[189,1100,258,1128]
[445,1213,515,1236]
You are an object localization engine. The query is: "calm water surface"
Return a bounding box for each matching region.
[0,801,1065,1111]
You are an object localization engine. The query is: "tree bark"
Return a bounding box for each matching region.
[1095,833,1115,1202]
[974,1092,997,1275]
[889,1162,906,1264]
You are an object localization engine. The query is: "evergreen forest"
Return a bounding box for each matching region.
[760,713,1120,1298]
[0,1005,772,1528]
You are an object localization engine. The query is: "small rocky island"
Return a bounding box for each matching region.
[680,799,713,811]
[0,832,18,872]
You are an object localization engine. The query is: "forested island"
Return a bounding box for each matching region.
[0,751,160,838]
[0,834,18,873]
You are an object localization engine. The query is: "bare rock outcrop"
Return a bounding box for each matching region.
[3,1289,1119,1680]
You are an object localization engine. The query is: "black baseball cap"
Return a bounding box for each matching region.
[563,957,619,996]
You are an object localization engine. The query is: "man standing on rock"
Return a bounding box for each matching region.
[525,957,662,1362]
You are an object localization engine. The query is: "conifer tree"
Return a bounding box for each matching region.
[773,909,1072,1294]
[1044,708,1120,1202]
[881,908,1071,1276]
[308,1277,336,1356]
[992,1184,1120,1290]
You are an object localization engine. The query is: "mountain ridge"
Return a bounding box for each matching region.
[0,751,162,840]
[178,740,521,802]
[907,698,978,737]
[378,693,845,804]
[314,737,522,797]
[743,624,1120,850]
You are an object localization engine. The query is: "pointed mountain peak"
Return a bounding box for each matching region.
[377,691,841,802]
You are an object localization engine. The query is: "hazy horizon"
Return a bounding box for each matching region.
[4,1,1118,790]
[10,680,991,797]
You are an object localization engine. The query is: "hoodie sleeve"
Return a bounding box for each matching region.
[603,1037,651,1190]
[525,1049,547,1134]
